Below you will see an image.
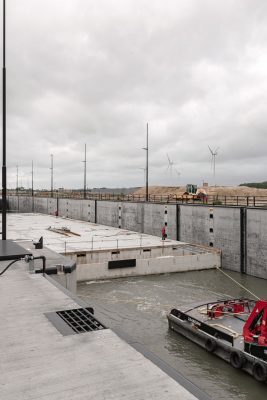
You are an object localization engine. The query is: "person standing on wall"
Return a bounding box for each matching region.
[162,226,167,240]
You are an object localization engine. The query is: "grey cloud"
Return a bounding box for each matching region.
[4,0,267,188]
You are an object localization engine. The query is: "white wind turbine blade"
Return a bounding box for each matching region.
[208,145,213,155]
[208,145,214,170]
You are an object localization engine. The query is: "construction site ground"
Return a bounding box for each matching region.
[133,185,267,197]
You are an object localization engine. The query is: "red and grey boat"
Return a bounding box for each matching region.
[167,298,267,382]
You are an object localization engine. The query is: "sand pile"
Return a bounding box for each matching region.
[133,185,267,197]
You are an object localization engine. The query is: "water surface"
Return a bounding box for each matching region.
[78,269,267,399]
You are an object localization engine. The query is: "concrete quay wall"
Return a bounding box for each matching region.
[7,195,267,279]
[68,245,192,266]
[76,252,219,282]
[179,206,242,272]
[246,209,267,278]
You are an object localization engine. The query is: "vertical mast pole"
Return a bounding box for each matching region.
[2,0,6,239]
[31,160,33,197]
[83,143,86,199]
[50,154,53,197]
[145,123,148,202]
[16,165,18,195]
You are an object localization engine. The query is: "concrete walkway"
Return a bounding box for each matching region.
[1,214,220,283]
[0,259,198,400]
[3,213,181,253]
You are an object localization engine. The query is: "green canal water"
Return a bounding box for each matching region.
[78,269,267,399]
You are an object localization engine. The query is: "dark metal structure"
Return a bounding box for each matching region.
[142,123,149,202]
[56,307,106,333]
[0,240,32,261]
[31,160,34,197]
[83,143,87,199]
[2,0,6,239]
[50,154,53,197]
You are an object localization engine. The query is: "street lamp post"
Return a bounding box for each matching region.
[31,160,34,197]
[142,123,149,202]
[50,154,54,197]
[16,165,18,195]
[2,0,7,239]
[83,143,87,199]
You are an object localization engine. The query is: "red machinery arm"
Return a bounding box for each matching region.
[243,300,267,345]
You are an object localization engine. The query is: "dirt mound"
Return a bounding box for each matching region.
[133,185,267,197]
[133,186,187,196]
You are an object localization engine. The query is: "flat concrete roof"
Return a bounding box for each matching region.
[0,259,197,400]
[3,213,185,254]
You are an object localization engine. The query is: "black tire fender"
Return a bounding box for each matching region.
[205,337,216,352]
[230,350,245,369]
[252,362,267,382]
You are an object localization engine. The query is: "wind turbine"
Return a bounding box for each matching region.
[208,145,219,185]
[166,154,180,185]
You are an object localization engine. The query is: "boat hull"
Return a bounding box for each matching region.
[168,308,267,382]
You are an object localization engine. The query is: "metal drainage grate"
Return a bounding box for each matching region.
[56,307,106,334]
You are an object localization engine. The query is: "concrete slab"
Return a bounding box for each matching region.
[0,261,198,400]
[0,214,220,282]
[2,213,183,254]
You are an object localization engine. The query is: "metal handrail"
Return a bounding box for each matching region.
[5,191,267,207]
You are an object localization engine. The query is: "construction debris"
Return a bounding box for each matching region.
[47,226,81,237]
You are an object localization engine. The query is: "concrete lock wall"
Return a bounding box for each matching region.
[18,196,34,212]
[213,207,241,272]
[121,202,144,233]
[8,196,20,211]
[8,196,33,212]
[96,201,120,227]
[143,203,177,240]
[94,201,177,238]
[33,197,53,214]
[80,200,96,223]
[179,205,241,272]
[6,195,267,278]
[31,197,46,214]
[57,199,95,222]
[48,198,57,215]
[246,209,267,279]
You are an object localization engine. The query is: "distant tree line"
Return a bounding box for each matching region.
[239,181,267,189]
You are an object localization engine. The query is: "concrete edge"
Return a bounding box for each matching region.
[113,328,212,400]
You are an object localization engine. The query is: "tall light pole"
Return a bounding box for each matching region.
[50,154,53,197]
[16,165,18,195]
[83,143,87,199]
[2,0,6,239]
[142,123,149,202]
[31,160,33,197]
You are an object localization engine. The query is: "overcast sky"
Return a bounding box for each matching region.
[2,0,267,189]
